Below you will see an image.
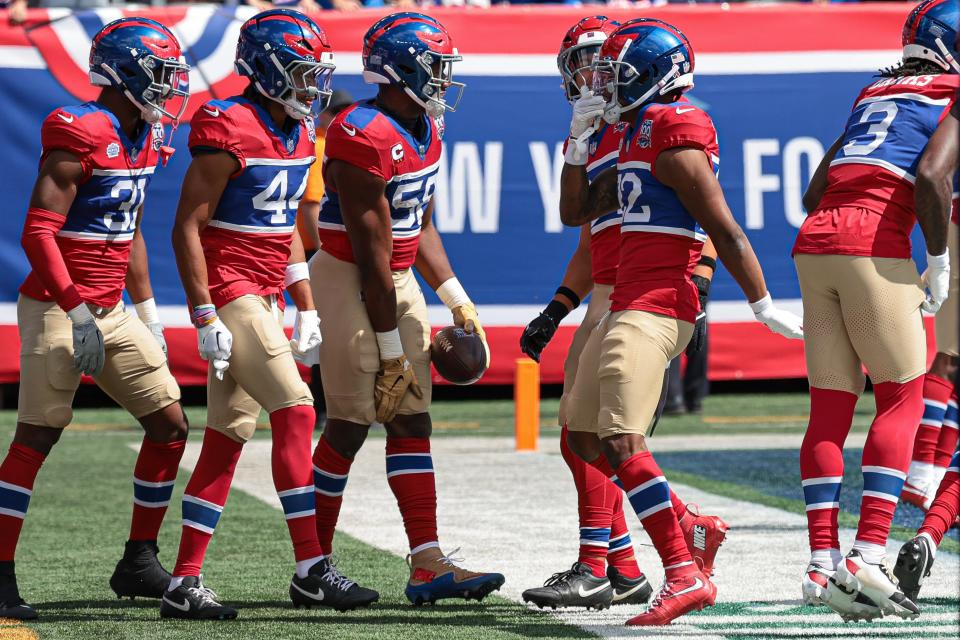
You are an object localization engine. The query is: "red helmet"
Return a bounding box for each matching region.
[557,16,620,102]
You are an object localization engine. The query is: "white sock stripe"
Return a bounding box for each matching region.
[284,509,316,520]
[949,399,958,409]
[861,465,907,479]
[609,532,630,543]
[314,488,345,497]
[385,453,433,458]
[410,540,440,555]
[182,495,225,512]
[635,501,672,520]
[0,480,32,496]
[948,466,959,473]
[924,399,949,410]
[942,419,959,430]
[580,540,610,548]
[133,478,176,488]
[132,498,170,508]
[920,418,944,427]
[0,507,26,519]
[805,502,840,511]
[801,476,843,486]
[277,486,314,498]
[312,465,349,480]
[626,475,667,497]
[861,490,900,503]
[182,519,216,534]
[664,560,694,570]
[386,469,435,478]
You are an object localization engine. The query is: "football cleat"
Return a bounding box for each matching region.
[0,561,37,621]
[521,562,613,610]
[901,478,934,511]
[833,551,918,619]
[625,570,716,626]
[109,540,171,599]
[405,547,505,606]
[678,504,729,576]
[608,566,653,605]
[822,573,884,623]
[802,564,833,606]
[893,535,935,603]
[289,557,379,612]
[160,575,237,620]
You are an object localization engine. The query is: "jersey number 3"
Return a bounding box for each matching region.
[843,100,898,157]
[252,169,308,225]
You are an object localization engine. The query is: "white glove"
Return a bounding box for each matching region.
[146,323,167,356]
[566,90,605,165]
[291,309,321,366]
[921,251,950,314]
[135,298,166,356]
[67,304,105,376]
[197,318,233,380]
[750,294,804,340]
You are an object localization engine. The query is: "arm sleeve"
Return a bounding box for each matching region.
[324,120,389,181]
[20,207,83,311]
[40,111,95,180]
[188,105,246,169]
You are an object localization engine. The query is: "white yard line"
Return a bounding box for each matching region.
[170,435,958,639]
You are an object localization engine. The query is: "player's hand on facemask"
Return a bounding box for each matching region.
[921,251,950,314]
[67,304,105,377]
[375,355,423,424]
[750,294,803,340]
[569,89,605,140]
[290,309,322,366]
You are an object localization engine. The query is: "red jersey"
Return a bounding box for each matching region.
[190,96,317,308]
[19,102,162,308]
[794,74,960,258]
[585,123,625,285]
[318,100,442,271]
[611,100,717,323]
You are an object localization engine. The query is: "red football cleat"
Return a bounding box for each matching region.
[625,571,716,626]
[678,504,729,576]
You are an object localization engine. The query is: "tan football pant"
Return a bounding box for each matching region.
[309,249,432,425]
[207,294,313,443]
[558,284,613,427]
[795,254,927,395]
[934,223,958,357]
[17,295,180,428]
[567,309,693,440]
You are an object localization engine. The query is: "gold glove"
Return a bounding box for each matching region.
[374,355,423,424]
[452,303,491,367]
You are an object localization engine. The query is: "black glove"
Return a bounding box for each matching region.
[519,300,569,363]
[688,275,711,354]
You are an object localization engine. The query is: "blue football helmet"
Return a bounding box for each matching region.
[902,0,959,73]
[362,12,464,118]
[235,9,336,120]
[88,18,190,125]
[592,19,695,124]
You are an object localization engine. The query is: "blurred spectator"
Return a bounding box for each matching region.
[2,0,27,25]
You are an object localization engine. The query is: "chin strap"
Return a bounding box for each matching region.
[935,38,960,73]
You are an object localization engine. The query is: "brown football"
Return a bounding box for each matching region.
[430,325,488,385]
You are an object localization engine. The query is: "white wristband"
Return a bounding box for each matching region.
[748,293,773,317]
[376,328,404,360]
[927,251,950,269]
[134,298,159,324]
[285,262,310,288]
[66,303,94,325]
[564,138,588,166]
[436,277,471,310]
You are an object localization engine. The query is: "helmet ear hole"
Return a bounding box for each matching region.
[397,63,416,75]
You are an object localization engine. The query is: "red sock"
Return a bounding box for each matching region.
[0,444,45,562]
[312,436,352,556]
[856,378,924,547]
[561,426,613,577]
[919,454,960,546]
[173,429,243,577]
[386,437,438,552]
[934,394,959,469]
[607,490,641,579]
[669,489,687,521]
[800,387,858,554]
[913,374,952,465]
[618,451,694,579]
[270,405,324,563]
[588,453,687,522]
[130,437,185,541]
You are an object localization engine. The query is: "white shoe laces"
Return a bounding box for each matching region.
[437,547,465,568]
[187,577,222,607]
[322,557,356,592]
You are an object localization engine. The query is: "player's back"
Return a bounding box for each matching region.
[586,123,625,286]
[611,99,716,323]
[190,95,317,307]
[317,100,443,272]
[19,102,161,309]
[795,73,960,258]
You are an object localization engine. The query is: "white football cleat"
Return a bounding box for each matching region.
[801,564,833,606]
[823,573,884,622]
[833,551,919,620]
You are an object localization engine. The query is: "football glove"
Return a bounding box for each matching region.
[750,294,803,340]
[145,322,167,357]
[519,300,570,363]
[688,275,711,354]
[67,304,105,377]
[197,318,233,380]
[134,299,166,356]
[374,355,423,424]
[452,303,491,367]
[921,251,950,314]
[291,309,321,366]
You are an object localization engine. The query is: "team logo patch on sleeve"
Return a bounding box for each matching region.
[638,120,653,149]
[106,142,120,159]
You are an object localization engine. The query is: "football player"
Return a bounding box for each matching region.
[0,18,191,620]
[309,12,504,605]
[794,0,958,621]
[560,19,803,626]
[893,92,960,605]
[520,16,726,611]
[162,10,376,619]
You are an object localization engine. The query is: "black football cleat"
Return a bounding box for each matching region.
[894,535,935,603]
[160,576,237,620]
[607,566,653,605]
[522,562,613,610]
[110,540,171,599]
[289,558,379,612]
[0,561,37,621]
